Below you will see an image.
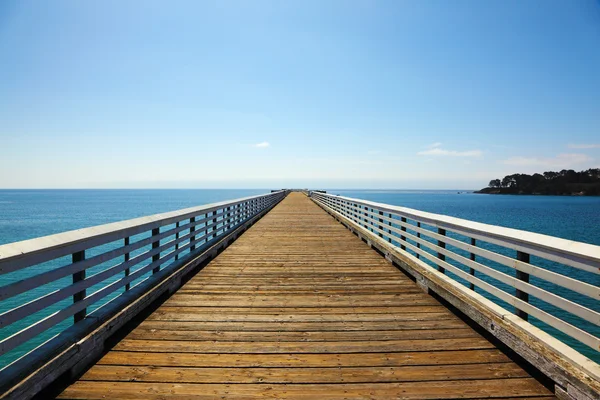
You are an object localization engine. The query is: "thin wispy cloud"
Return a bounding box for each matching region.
[418,145,482,157]
[252,142,270,148]
[428,142,443,148]
[568,143,600,149]
[502,153,592,168]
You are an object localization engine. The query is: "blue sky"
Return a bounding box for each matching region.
[1,0,599,189]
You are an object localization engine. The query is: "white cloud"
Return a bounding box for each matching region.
[568,143,600,149]
[252,141,270,148]
[502,153,593,168]
[428,142,442,148]
[417,147,482,157]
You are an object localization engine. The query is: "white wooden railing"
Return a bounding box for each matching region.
[0,191,286,375]
[311,191,600,360]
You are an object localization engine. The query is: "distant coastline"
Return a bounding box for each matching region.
[475,168,600,196]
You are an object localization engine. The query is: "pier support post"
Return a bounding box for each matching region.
[72,250,86,323]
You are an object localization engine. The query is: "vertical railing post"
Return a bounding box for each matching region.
[437,228,446,273]
[469,238,476,290]
[388,213,392,243]
[515,251,530,321]
[364,206,368,229]
[72,250,86,323]
[212,210,218,239]
[226,206,231,231]
[152,227,160,274]
[400,217,407,250]
[189,217,196,252]
[416,222,421,259]
[124,237,131,291]
[175,222,180,262]
[378,210,384,238]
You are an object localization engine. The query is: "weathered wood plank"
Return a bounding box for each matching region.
[135,319,470,332]
[96,349,512,368]
[80,363,528,384]
[113,337,497,353]
[126,327,480,341]
[59,379,551,399]
[146,311,455,323]
[142,305,448,314]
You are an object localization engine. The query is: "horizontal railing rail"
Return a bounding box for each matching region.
[0,191,287,373]
[310,192,600,359]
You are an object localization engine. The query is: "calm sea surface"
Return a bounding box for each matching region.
[0,189,599,366]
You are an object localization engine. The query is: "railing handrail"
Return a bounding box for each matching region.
[0,191,286,274]
[314,192,600,274]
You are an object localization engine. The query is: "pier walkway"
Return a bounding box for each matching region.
[58,193,553,399]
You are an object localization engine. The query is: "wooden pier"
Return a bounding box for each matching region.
[57,193,553,399]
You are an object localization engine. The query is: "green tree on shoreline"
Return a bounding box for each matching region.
[478,169,600,196]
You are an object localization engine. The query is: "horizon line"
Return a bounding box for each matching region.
[0,187,478,191]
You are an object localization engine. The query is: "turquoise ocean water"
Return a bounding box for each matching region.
[0,189,598,367]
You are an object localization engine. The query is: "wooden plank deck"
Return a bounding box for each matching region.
[58,193,554,399]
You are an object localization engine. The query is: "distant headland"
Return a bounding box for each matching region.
[476,168,600,196]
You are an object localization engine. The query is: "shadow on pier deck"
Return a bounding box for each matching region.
[57,193,553,399]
